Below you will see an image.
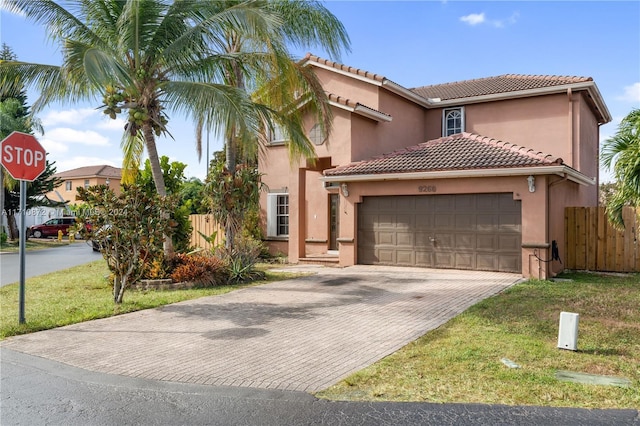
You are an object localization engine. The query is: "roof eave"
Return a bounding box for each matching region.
[329,100,392,122]
[321,165,595,186]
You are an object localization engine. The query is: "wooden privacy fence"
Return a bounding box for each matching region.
[565,207,639,272]
[189,214,224,251]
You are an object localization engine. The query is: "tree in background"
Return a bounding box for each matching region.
[135,156,192,253]
[0,43,60,239]
[601,108,640,227]
[180,177,208,215]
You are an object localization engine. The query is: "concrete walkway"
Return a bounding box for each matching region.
[1,266,522,392]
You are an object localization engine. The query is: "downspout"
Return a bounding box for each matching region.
[567,88,575,168]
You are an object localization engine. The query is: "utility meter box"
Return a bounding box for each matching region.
[557,312,579,351]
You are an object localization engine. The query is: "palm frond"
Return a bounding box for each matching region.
[120,130,144,184]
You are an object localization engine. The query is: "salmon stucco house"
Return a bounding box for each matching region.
[259,54,611,280]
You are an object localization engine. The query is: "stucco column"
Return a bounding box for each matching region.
[337,185,357,266]
[288,167,306,262]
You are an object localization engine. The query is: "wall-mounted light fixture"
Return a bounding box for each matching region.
[341,183,349,197]
[105,178,110,187]
[527,175,535,193]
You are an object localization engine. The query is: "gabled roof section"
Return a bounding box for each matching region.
[327,93,392,122]
[324,133,561,176]
[303,53,432,108]
[54,165,122,179]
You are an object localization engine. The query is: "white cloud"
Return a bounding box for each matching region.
[41,108,99,127]
[39,138,69,155]
[616,82,640,102]
[96,117,128,131]
[460,11,519,28]
[460,13,485,26]
[45,127,111,147]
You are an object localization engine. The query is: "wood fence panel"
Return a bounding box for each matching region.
[189,214,223,251]
[565,206,639,273]
[586,207,598,271]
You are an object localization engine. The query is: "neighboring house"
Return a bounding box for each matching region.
[259,54,611,280]
[47,165,122,205]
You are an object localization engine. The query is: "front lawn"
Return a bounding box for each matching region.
[317,272,640,409]
[0,238,73,252]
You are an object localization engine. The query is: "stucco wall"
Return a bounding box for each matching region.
[314,66,380,109]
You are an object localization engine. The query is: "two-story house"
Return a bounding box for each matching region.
[47,165,122,205]
[259,54,611,280]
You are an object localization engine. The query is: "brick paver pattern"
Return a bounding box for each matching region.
[2,266,521,392]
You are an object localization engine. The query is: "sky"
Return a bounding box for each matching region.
[1,1,639,182]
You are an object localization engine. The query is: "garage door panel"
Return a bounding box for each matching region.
[396,250,415,265]
[498,255,520,273]
[477,234,496,251]
[499,235,521,251]
[377,231,395,245]
[455,214,475,230]
[477,254,498,270]
[435,252,455,268]
[455,253,474,269]
[358,194,521,273]
[415,251,433,267]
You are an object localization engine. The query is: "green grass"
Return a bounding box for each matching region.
[0,238,73,252]
[0,260,297,339]
[317,272,640,409]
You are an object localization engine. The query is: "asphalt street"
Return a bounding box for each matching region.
[2,349,636,426]
[0,241,102,286]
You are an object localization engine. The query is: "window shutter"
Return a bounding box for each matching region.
[267,194,278,237]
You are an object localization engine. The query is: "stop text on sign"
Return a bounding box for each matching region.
[2,145,45,168]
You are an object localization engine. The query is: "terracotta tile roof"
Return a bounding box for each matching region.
[324,133,562,177]
[411,74,593,101]
[54,165,122,179]
[326,92,391,119]
[305,53,386,83]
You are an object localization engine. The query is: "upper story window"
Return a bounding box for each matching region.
[443,107,464,136]
[268,124,286,145]
[65,181,72,191]
[309,123,326,146]
[84,179,90,189]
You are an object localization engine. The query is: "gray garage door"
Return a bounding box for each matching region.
[357,193,521,273]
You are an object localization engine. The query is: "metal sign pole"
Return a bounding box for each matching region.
[19,179,26,324]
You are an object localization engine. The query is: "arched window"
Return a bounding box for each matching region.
[443,107,464,136]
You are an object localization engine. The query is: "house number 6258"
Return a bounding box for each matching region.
[418,185,437,193]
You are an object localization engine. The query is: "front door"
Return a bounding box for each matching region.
[329,193,340,251]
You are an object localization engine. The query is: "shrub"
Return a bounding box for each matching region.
[169,253,227,287]
[218,235,265,284]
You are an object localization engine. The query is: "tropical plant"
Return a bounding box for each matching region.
[199,0,350,248]
[77,183,177,303]
[136,156,192,252]
[601,108,640,227]
[0,0,298,253]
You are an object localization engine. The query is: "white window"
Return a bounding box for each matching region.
[309,123,326,146]
[268,124,286,145]
[84,179,90,189]
[267,193,289,237]
[443,107,464,136]
[65,181,72,191]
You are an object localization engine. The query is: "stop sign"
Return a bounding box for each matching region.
[0,131,47,181]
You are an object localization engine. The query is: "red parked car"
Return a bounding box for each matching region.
[29,217,78,238]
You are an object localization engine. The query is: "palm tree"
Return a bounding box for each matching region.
[1,0,304,253]
[197,0,350,247]
[601,108,640,227]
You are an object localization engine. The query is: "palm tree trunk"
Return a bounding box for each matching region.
[141,123,174,256]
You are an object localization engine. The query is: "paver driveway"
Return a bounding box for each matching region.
[1,266,521,392]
